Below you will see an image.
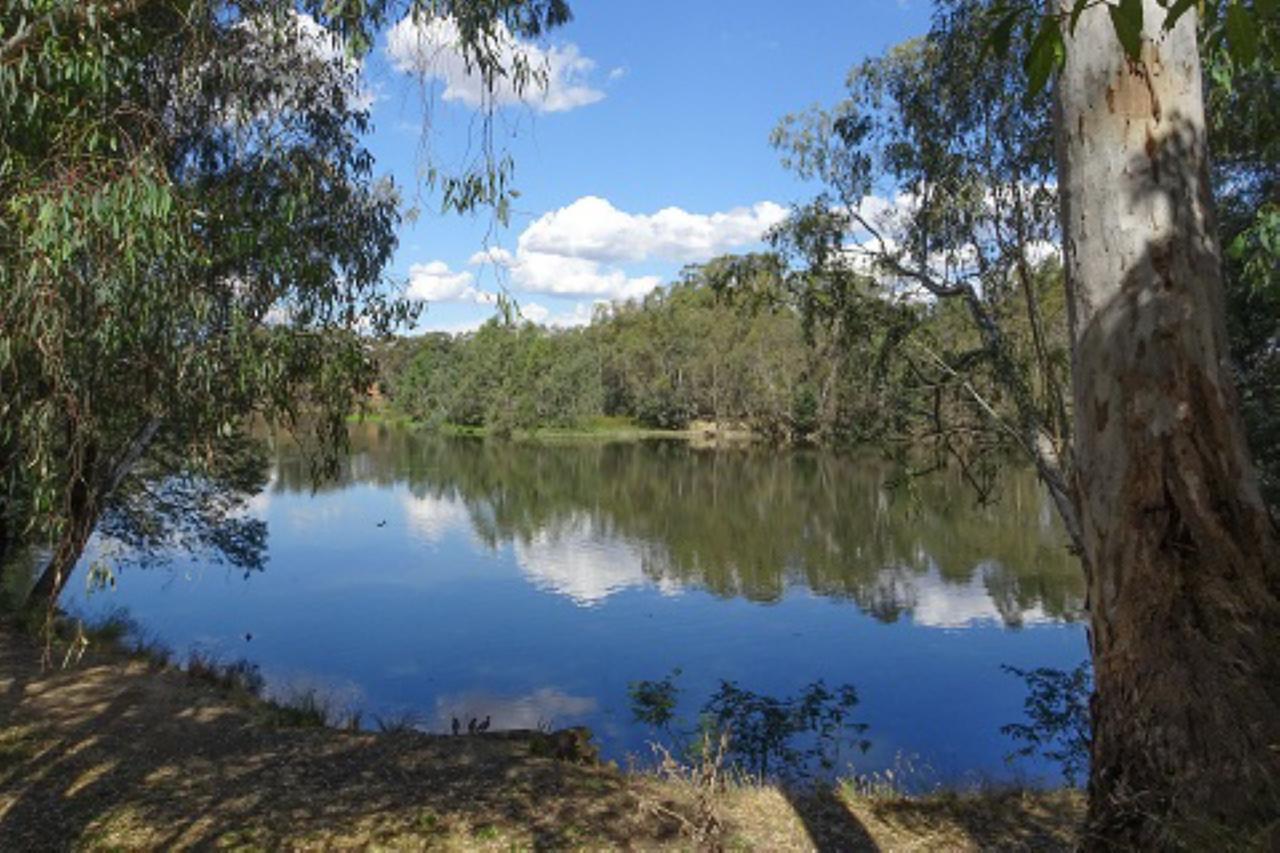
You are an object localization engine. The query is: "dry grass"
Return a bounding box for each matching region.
[0,623,1083,850]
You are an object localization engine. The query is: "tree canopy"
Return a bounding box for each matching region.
[0,0,573,613]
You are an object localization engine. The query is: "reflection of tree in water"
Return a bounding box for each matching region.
[272,425,1084,625]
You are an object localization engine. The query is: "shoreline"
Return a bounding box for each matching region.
[0,617,1084,850]
[346,410,761,445]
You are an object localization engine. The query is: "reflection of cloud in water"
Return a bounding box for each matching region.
[907,563,1051,629]
[260,668,368,717]
[513,513,682,606]
[433,687,597,732]
[235,470,276,518]
[400,492,472,544]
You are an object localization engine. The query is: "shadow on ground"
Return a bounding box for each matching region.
[0,627,1082,850]
[0,631,678,850]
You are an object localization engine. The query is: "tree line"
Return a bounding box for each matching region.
[375,253,1069,465]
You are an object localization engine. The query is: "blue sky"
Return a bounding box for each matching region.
[357,1,934,332]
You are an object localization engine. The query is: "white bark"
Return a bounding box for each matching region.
[1055,2,1280,843]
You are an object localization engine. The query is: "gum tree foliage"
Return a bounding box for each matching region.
[769,5,1078,545]
[381,268,816,439]
[0,0,572,613]
[628,670,870,783]
[773,0,1279,841]
[1001,662,1092,786]
[1205,15,1280,508]
[392,320,604,434]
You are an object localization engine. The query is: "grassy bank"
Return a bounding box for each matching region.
[345,410,757,444]
[0,618,1083,851]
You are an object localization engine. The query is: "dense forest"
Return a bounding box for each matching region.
[374,257,1069,460]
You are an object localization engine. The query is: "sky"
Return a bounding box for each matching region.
[355,1,935,333]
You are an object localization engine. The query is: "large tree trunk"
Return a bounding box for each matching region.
[1055,4,1280,846]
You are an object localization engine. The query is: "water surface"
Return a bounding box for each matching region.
[65,425,1087,784]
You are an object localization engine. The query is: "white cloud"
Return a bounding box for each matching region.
[386,15,603,113]
[507,250,662,300]
[905,563,1052,630]
[546,302,603,328]
[520,196,788,265]
[519,302,550,324]
[405,260,496,304]
[462,196,785,301]
[468,246,515,266]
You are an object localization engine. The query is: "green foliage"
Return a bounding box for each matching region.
[279,428,1085,622]
[383,267,818,439]
[0,0,574,605]
[1001,662,1092,786]
[629,670,870,783]
[628,668,682,732]
[981,0,1279,76]
[703,679,869,781]
[390,321,604,433]
[770,3,1075,523]
[771,0,1279,525]
[1207,22,1280,511]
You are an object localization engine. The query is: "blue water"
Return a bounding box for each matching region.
[64,426,1088,786]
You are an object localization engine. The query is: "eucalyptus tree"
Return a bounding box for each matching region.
[774,0,1280,842]
[770,6,1077,541]
[1048,1,1279,843]
[0,0,571,615]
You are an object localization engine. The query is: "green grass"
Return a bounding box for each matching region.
[344,409,414,427]
[348,408,694,441]
[445,416,691,442]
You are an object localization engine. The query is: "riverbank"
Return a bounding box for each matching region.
[0,622,1083,851]
[347,410,758,445]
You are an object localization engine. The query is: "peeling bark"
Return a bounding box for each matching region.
[1055,3,1280,845]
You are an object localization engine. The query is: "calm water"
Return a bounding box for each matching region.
[63,424,1087,784]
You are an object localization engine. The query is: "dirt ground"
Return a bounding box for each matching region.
[0,625,1083,851]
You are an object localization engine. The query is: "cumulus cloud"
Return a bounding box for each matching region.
[401,492,473,544]
[405,260,496,304]
[908,563,1052,629]
[463,196,785,300]
[468,246,516,266]
[507,251,662,300]
[520,196,788,265]
[386,15,603,113]
[546,302,603,328]
[518,302,550,324]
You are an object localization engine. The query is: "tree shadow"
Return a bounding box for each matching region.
[0,631,681,850]
[783,784,881,852]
